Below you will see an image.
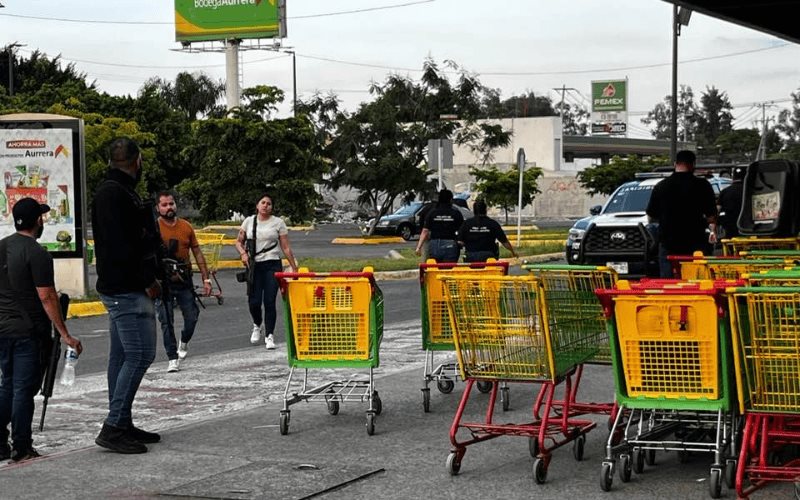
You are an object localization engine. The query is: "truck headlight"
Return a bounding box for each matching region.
[568,228,585,241]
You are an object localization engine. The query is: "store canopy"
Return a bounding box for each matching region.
[664,1,800,44]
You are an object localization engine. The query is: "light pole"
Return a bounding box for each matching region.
[5,42,25,97]
[670,5,692,163]
[286,50,296,117]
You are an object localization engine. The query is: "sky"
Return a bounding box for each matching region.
[2,0,800,139]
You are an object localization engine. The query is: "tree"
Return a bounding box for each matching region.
[480,90,557,119]
[560,102,590,136]
[712,129,760,162]
[142,71,225,120]
[179,86,327,223]
[777,89,800,150]
[577,155,667,196]
[641,85,698,140]
[311,59,511,234]
[695,86,733,148]
[470,165,542,224]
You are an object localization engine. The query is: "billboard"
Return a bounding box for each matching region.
[175,0,286,43]
[0,127,82,254]
[591,79,628,136]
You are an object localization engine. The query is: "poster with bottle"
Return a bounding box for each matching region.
[0,128,76,251]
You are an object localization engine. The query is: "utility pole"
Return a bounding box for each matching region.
[552,85,577,116]
[754,102,776,161]
[224,39,241,111]
[671,6,692,163]
[5,42,25,97]
[284,50,297,117]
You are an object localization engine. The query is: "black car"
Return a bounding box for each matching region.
[370,201,472,240]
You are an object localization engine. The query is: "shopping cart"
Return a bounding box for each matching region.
[739,249,800,261]
[728,286,800,499]
[523,264,620,423]
[668,253,738,280]
[441,275,598,484]
[701,258,788,280]
[595,281,738,498]
[419,259,509,412]
[274,268,384,436]
[193,231,225,305]
[721,236,800,256]
[742,268,800,286]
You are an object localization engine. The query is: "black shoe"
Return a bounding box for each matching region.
[127,425,160,444]
[0,442,10,461]
[10,447,40,462]
[95,423,147,454]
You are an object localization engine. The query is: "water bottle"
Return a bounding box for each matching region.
[60,347,79,386]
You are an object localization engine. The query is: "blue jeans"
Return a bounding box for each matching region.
[156,283,200,360]
[248,260,282,335]
[0,337,41,450]
[429,239,460,263]
[465,249,498,263]
[658,244,675,278]
[99,292,156,429]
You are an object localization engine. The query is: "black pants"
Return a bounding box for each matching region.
[248,260,283,335]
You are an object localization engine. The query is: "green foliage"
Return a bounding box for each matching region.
[641,85,698,141]
[480,90,557,118]
[471,164,543,224]
[695,86,734,148]
[179,109,326,223]
[141,72,224,120]
[577,155,667,196]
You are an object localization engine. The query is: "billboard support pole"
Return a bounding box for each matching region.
[516,148,525,247]
[225,39,241,111]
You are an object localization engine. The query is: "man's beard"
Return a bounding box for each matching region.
[35,224,44,239]
[161,210,176,220]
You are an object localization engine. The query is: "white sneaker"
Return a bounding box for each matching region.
[265,334,276,350]
[250,324,262,344]
[167,359,180,373]
[177,342,188,360]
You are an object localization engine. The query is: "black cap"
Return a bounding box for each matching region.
[12,197,50,230]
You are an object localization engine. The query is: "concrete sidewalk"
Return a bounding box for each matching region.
[1,361,791,499]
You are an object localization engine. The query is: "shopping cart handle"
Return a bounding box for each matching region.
[275,271,377,293]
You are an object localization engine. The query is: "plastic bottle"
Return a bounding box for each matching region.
[60,347,79,386]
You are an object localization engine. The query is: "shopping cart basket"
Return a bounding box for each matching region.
[193,231,225,305]
[667,253,739,280]
[419,259,508,412]
[441,274,598,484]
[742,268,800,287]
[702,258,788,280]
[728,287,800,498]
[275,268,383,436]
[595,282,738,498]
[524,264,620,422]
[722,236,800,256]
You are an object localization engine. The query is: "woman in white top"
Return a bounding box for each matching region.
[235,193,298,350]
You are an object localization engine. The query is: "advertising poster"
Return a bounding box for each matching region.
[175,0,285,42]
[752,191,780,223]
[0,128,77,252]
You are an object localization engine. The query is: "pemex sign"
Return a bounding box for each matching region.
[591,79,628,136]
[175,0,285,42]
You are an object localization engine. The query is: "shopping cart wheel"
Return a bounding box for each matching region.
[645,448,656,466]
[279,411,290,435]
[326,400,339,416]
[709,468,722,499]
[528,437,539,458]
[618,454,632,483]
[422,388,431,413]
[600,462,614,492]
[533,457,548,484]
[446,452,462,475]
[372,392,382,416]
[437,379,455,394]
[501,386,510,412]
[217,297,224,305]
[632,448,644,474]
[366,412,376,436]
[573,434,585,461]
[724,459,735,489]
[476,381,492,393]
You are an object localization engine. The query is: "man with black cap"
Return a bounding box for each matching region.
[0,197,82,462]
[92,137,162,454]
[719,166,746,239]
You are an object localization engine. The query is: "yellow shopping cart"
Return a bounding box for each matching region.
[275,268,384,436]
[193,231,225,305]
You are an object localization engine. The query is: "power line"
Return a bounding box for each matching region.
[0,1,435,25]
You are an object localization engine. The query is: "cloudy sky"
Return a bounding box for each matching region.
[3,0,799,138]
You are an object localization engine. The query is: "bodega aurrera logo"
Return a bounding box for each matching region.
[194,0,261,9]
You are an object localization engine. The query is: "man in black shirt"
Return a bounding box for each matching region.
[646,150,718,277]
[92,137,161,454]
[0,198,82,462]
[415,189,464,262]
[718,166,745,239]
[458,199,518,262]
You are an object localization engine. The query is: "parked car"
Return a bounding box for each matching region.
[566,173,732,277]
[370,200,472,241]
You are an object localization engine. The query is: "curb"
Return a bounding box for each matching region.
[69,253,564,319]
[331,236,405,244]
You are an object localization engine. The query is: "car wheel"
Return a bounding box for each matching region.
[398,224,413,241]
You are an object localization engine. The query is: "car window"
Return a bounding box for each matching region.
[603,183,654,213]
[393,202,422,216]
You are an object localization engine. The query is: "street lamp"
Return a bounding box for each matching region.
[283,49,297,117]
[5,42,25,97]
[670,5,691,163]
